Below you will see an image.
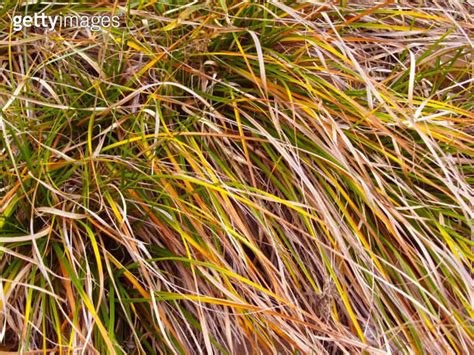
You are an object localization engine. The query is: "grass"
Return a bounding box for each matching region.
[0,0,472,353]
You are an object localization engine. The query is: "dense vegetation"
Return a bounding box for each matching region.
[0,1,472,353]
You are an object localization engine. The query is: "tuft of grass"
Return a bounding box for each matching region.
[0,1,472,353]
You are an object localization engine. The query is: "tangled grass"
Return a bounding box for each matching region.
[0,1,473,353]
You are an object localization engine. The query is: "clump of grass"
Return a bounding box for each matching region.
[0,1,472,353]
